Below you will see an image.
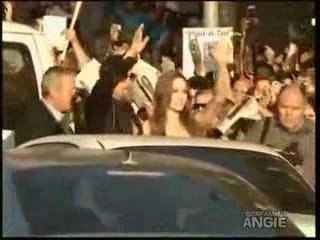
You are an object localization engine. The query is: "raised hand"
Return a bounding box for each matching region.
[208,40,233,66]
[64,29,78,43]
[126,24,150,58]
[304,104,315,122]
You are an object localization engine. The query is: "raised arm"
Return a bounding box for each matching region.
[208,41,234,102]
[124,24,150,59]
[64,29,91,69]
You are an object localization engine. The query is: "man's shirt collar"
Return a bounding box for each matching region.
[274,116,313,135]
[42,99,64,122]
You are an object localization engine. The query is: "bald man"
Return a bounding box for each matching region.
[244,84,315,187]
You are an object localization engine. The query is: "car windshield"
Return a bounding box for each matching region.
[115,146,315,215]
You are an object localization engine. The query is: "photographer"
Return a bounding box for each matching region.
[244,84,315,187]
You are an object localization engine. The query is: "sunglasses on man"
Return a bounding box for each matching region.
[192,103,207,112]
[127,73,137,81]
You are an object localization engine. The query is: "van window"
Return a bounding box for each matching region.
[3,42,38,130]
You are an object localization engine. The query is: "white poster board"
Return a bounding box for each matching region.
[182,27,233,79]
[76,58,101,92]
[43,15,67,51]
[131,59,161,108]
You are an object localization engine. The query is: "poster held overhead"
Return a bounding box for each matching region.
[43,15,67,51]
[182,27,233,79]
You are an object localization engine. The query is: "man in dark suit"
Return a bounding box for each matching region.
[85,55,141,135]
[15,66,76,146]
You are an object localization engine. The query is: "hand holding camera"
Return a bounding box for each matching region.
[241,5,259,34]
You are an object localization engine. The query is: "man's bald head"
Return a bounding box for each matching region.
[277,84,306,132]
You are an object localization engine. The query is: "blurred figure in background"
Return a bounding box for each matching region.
[152,8,184,70]
[252,77,274,117]
[77,1,108,55]
[145,4,167,48]
[115,2,150,36]
[232,77,251,105]
[3,1,14,21]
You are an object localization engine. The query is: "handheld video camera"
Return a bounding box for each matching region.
[278,142,304,166]
[244,5,259,29]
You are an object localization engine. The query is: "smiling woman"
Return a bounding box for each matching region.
[146,70,200,137]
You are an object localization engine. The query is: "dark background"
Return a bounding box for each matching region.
[234,1,315,53]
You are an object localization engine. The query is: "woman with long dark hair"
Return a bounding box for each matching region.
[144,70,200,137]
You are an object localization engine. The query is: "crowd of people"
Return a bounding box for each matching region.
[4,2,315,187]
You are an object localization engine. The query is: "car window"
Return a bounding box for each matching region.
[116,146,314,215]
[12,165,301,236]
[2,42,38,130]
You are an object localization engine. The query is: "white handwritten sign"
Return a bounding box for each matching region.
[182,27,233,79]
[43,15,67,51]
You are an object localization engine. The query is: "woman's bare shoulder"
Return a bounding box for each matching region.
[142,120,151,135]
